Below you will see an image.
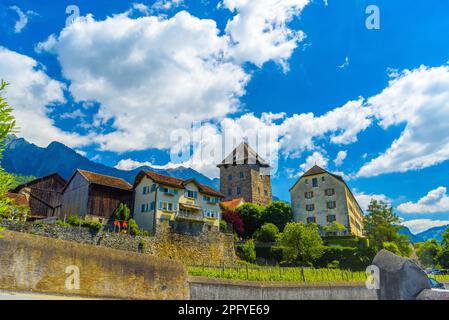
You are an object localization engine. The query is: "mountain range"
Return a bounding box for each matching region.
[2,135,220,190]
[400,225,449,244]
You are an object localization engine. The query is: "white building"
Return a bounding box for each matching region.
[133,171,225,235]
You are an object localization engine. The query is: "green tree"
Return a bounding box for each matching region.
[240,239,256,263]
[323,221,346,236]
[364,200,412,257]
[115,203,131,221]
[0,80,17,219]
[441,227,449,247]
[438,246,449,269]
[254,223,279,242]
[261,201,292,232]
[279,222,324,265]
[236,203,263,239]
[416,240,441,267]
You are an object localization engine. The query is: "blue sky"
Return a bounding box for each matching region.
[1,0,449,234]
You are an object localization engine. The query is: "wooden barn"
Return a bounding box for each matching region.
[10,173,67,220]
[60,169,133,222]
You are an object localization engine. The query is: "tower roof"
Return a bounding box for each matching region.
[217,142,270,168]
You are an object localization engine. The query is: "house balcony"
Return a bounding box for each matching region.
[175,210,205,223]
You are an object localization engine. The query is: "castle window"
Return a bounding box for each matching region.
[322,177,325,182]
[258,187,261,194]
[264,190,268,196]
[327,201,337,209]
[325,188,335,196]
[306,204,315,212]
[327,215,337,223]
[143,186,147,195]
[237,186,241,195]
[141,204,146,212]
[227,188,232,196]
[305,179,309,185]
[312,178,318,187]
[307,217,316,224]
[228,174,233,181]
[305,191,314,199]
[240,171,244,179]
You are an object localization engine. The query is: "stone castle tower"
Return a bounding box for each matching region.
[217,143,272,206]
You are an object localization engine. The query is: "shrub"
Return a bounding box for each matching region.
[261,201,292,231]
[279,222,324,265]
[236,203,263,239]
[255,223,279,242]
[128,218,140,236]
[314,246,376,271]
[222,211,244,237]
[255,245,286,263]
[239,240,256,263]
[65,215,103,231]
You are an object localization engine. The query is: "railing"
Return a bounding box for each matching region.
[175,210,205,222]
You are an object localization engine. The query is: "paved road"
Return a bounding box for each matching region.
[0,290,97,300]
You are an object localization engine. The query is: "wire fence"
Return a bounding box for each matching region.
[188,264,367,283]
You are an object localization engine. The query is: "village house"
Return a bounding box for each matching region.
[218,142,272,206]
[133,170,225,235]
[289,165,364,237]
[9,173,66,220]
[60,169,133,222]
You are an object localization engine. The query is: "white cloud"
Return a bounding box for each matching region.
[132,3,151,15]
[358,65,449,177]
[402,219,449,235]
[279,99,372,158]
[398,187,449,214]
[115,158,181,171]
[9,6,36,33]
[334,150,347,167]
[0,47,89,148]
[337,56,349,69]
[38,11,250,153]
[152,0,184,11]
[222,0,310,71]
[354,191,390,212]
[299,151,328,172]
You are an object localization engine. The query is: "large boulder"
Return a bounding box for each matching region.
[372,249,430,300]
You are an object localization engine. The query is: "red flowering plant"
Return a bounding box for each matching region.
[222,210,245,237]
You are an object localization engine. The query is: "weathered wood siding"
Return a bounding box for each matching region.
[88,185,133,219]
[61,172,89,218]
[16,175,66,218]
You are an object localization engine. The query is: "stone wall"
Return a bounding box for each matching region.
[220,164,272,206]
[0,230,189,299]
[0,220,236,267]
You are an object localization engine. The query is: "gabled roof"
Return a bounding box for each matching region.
[135,170,225,198]
[289,165,344,192]
[78,169,133,191]
[302,165,344,181]
[10,173,66,193]
[220,198,245,212]
[217,142,270,168]
[62,169,133,193]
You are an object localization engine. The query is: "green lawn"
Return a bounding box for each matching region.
[188,266,366,283]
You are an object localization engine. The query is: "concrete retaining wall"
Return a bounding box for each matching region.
[0,230,189,299]
[189,277,377,300]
